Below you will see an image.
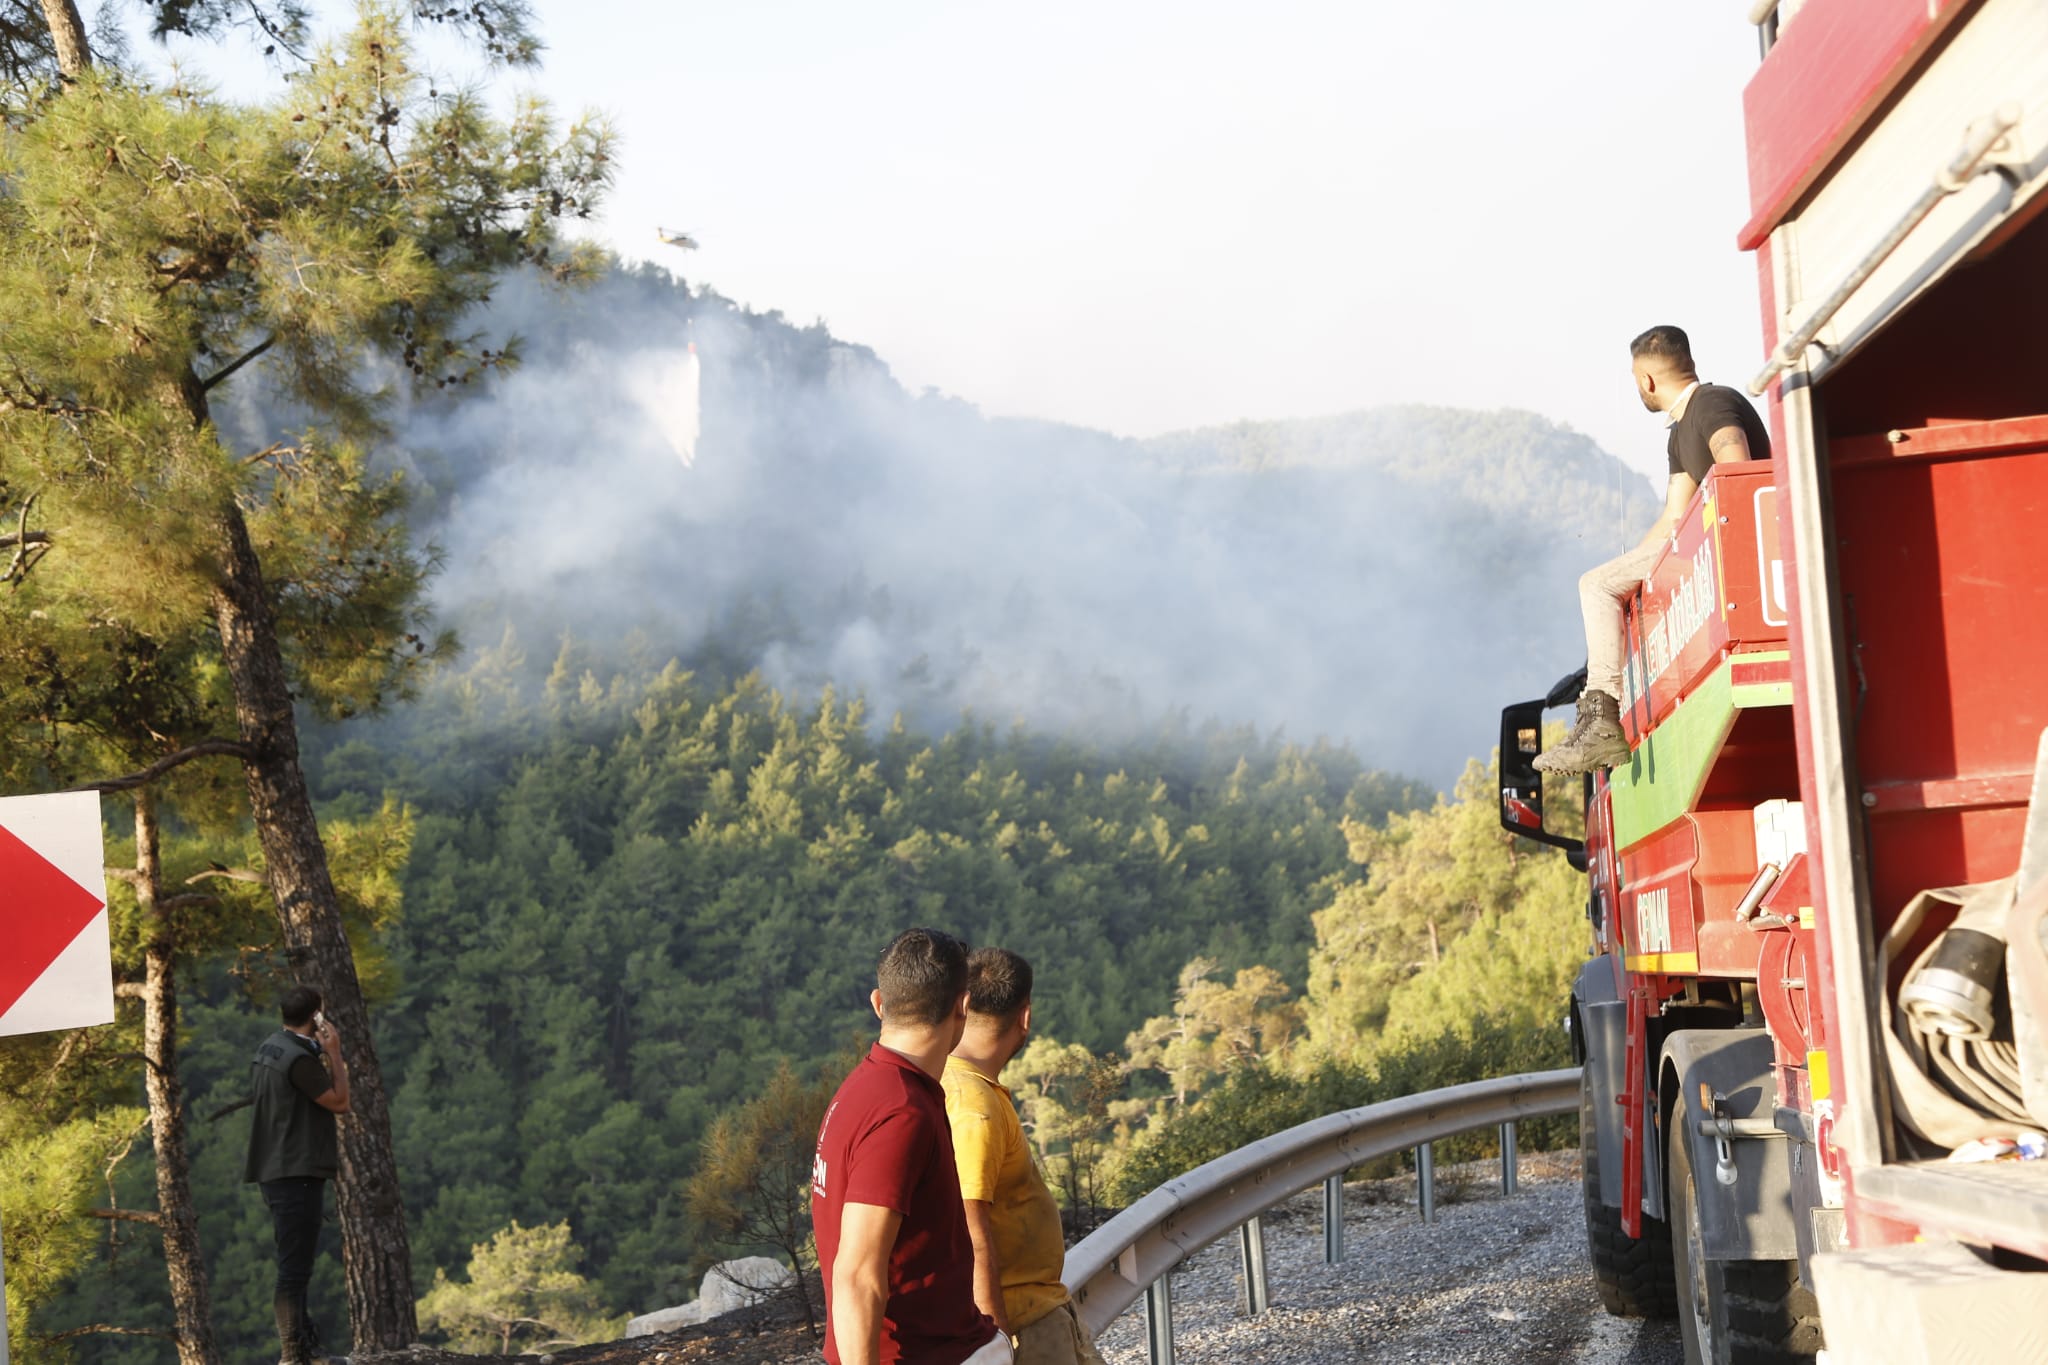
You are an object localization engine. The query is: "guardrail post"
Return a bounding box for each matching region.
[1417,1141,1436,1223]
[1145,1275,1176,1365]
[1500,1120,1519,1196]
[1323,1173,1345,1263]
[1238,1216,1269,1316]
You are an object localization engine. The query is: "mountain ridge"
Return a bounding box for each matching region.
[220,262,1661,781]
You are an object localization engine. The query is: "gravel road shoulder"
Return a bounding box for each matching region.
[1092,1150,1682,1365]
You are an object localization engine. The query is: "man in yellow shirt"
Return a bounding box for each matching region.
[943,948,1106,1365]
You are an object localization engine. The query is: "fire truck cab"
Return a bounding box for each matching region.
[1501,2,2048,1360]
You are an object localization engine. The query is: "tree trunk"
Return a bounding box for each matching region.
[132,791,221,1365]
[36,0,90,76]
[210,501,418,1352]
[1427,917,1441,965]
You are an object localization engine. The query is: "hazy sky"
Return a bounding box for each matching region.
[144,2,1769,486]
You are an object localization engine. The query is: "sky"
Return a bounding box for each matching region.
[138,1,1770,487]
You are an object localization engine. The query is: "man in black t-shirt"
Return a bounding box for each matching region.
[1537,325,1771,775]
[247,985,351,1364]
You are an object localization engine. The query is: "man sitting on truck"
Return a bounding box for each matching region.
[1536,325,1772,775]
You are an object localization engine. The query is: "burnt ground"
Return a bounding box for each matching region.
[355,1275,827,1365]
[355,1210,1126,1365]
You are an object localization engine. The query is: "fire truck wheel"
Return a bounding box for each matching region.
[1581,1070,1677,1318]
[1667,1114,1821,1364]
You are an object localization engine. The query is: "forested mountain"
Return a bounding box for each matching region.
[19,257,1641,1359]
[47,656,1427,1356]
[0,1,1656,1355]
[208,262,1658,783]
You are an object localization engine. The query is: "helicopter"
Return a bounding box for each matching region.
[656,227,699,251]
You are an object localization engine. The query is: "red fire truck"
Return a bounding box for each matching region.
[1499,2,2048,1360]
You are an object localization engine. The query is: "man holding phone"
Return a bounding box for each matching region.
[247,985,350,1365]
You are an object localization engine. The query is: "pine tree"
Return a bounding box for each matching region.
[1124,957,1300,1109]
[0,13,612,1347]
[0,1103,147,1358]
[0,552,241,1359]
[1300,748,1584,1064]
[416,1220,619,1354]
[683,1058,837,1335]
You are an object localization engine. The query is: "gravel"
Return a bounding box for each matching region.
[359,1156,1681,1365]
[1091,1150,1682,1365]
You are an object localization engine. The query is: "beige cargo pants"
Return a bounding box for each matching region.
[1012,1303,1108,1365]
[1579,541,1663,700]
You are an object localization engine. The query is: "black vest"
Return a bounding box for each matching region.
[245,1029,338,1183]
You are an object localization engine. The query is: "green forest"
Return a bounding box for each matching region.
[8,641,1587,1360]
[0,6,1600,1360]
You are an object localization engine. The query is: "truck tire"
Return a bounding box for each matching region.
[1582,1068,1677,1318]
[1668,1112,1822,1364]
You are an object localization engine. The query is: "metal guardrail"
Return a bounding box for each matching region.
[1061,1067,1581,1350]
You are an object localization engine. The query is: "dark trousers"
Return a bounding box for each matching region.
[260,1177,326,1361]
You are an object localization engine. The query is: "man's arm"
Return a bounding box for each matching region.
[1707,423,1752,464]
[832,1201,902,1365]
[1634,471,1699,552]
[312,1019,350,1114]
[962,1198,1009,1335]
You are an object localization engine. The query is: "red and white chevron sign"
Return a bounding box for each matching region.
[0,792,113,1038]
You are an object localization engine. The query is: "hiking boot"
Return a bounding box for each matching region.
[1533,690,1631,775]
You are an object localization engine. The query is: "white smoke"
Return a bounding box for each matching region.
[361,268,1655,783]
[631,343,700,467]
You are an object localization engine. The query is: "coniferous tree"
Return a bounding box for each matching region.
[0,12,612,1346]
[0,1103,146,1356]
[0,546,242,1358]
[31,0,85,76]
[1300,748,1584,1064]
[1124,957,1300,1110]
[683,1057,838,1334]
[416,1220,619,1354]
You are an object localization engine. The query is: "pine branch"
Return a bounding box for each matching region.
[74,739,258,793]
[199,334,277,392]
[238,0,312,63]
[242,441,305,467]
[3,493,52,585]
[86,1207,165,1227]
[0,369,104,419]
[38,1325,177,1344]
[185,865,265,885]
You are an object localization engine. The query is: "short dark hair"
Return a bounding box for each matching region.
[876,928,969,1027]
[280,986,323,1028]
[1630,325,1696,374]
[966,947,1033,1022]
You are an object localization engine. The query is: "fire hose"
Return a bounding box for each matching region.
[1880,875,2048,1150]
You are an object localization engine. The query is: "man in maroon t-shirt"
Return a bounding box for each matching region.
[814,928,1009,1365]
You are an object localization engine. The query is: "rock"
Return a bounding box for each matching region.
[624,1304,703,1337]
[625,1256,798,1337]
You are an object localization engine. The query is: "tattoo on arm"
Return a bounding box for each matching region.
[1707,424,1751,463]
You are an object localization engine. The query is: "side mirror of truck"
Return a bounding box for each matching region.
[1499,680,1587,867]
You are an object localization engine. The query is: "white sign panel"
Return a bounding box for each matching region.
[0,791,114,1038]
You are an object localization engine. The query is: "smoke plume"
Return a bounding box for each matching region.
[286,264,1657,783]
